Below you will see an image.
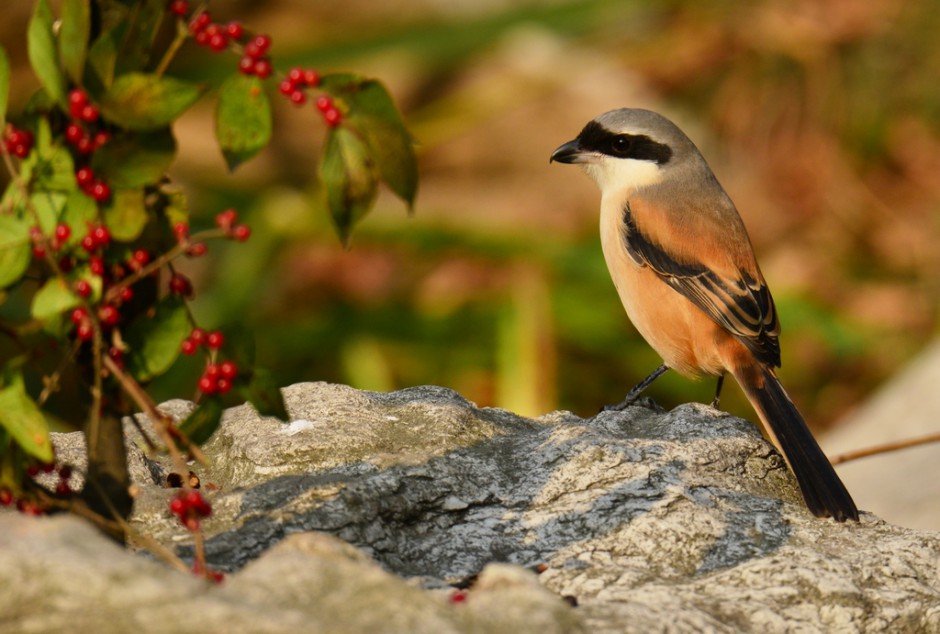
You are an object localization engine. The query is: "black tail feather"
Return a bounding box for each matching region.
[737,366,859,522]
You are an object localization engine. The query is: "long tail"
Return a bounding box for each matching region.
[732,364,859,522]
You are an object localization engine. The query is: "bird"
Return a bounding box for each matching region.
[550,108,858,522]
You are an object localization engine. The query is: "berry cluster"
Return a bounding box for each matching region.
[197,359,238,395]
[238,33,273,79]
[187,10,245,55]
[214,208,251,241]
[29,223,72,260]
[4,125,34,158]
[278,67,343,127]
[169,489,212,531]
[66,89,112,202]
[278,67,321,106]
[180,327,224,355]
[0,462,75,515]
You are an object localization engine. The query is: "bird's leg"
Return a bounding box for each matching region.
[605,364,669,412]
[711,373,725,409]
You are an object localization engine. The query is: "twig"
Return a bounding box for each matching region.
[830,431,940,465]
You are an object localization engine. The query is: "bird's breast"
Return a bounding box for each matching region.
[598,195,725,378]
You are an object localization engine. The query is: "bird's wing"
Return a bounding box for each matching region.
[621,197,781,367]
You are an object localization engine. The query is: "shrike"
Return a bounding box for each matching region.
[551,108,858,522]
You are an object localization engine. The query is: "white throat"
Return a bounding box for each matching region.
[582,157,664,194]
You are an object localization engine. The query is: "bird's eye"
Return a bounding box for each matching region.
[610,136,633,157]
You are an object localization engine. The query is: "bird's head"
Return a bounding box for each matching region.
[551,108,697,194]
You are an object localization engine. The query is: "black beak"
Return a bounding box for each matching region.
[550,139,586,164]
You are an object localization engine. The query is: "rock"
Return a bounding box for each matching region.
[4,381,940,633]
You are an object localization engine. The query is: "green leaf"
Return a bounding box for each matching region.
[178,397,223,445]
[31,277,80,321]
[60,0,90,84]
[0,366,54,463]
[92,128,176,188]
[34,146,76,191]
[87,22,126,90]
[0,216,31,288]
[240,368,289,421]
[125,295,189,382]
[215,74,272,171]
[29,191,67,233]
[321,74,418,208]
[100,73,202,130]
[0,47,10,127]
[27,0,67,108]
[62,188,99,245]
[320,126,378,245]
[218,323,255,370]
[103,188,147,241]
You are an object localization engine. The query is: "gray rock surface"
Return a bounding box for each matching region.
[3,382,940,633]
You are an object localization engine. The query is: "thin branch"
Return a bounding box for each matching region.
[831,431,940,465]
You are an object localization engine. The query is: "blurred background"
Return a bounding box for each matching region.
[4,1,940,522]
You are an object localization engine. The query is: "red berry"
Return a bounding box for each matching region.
[238,55,255,75]
[197,375,216,394]
[187,242,207,257]
[169,273,193,298]
[215,209,238,230]
[232,225,251,241]
[208,33,228,52]
[89,255,105,276]
[206,331,224,349]
[287,68,304,84]
[54,224,71,242]
[130,249,151,269]
[173,222,190,241]
[186,490,211,516]
[99,304,119,327]
[75,279,92,297]
[71,307,88,324]
[91,181,111,203]
[303,69,320,87]
[279,79,296,96]
[290,90,306,106]
[226,21,244,39]
[189,11,211,33]
[252,34,271,55]
[323,107,343,127]
[76,136,95,154]
[204,363,221,380]
[32,245,46,259]
[68,89,88,116]
[184,516,201,531]
[12,143,29,158]
[194,30,209,46]
[40,461,56,474]
[450,590,468,604]
[81,234,97,252]
[58,465,73,480]
[119,285,133,302]
[65,123,84,143]
[169,0,189,17]
[181,338,198,355]
[0,488,12,506]
[76,166,94,186]
[80,104,99,123]
[253,58,272,79]
[55,481,71,495]
[170,496,186,515]
[26,464,40,478]
[93,131,110,148]
[190,328,206,345]
[315,95,332,112]
[91,225,111,247]
[76,321,94,340]
[216,378,232,394]
[219,360,238,379]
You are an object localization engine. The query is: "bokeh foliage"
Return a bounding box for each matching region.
[4,0,938,431]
